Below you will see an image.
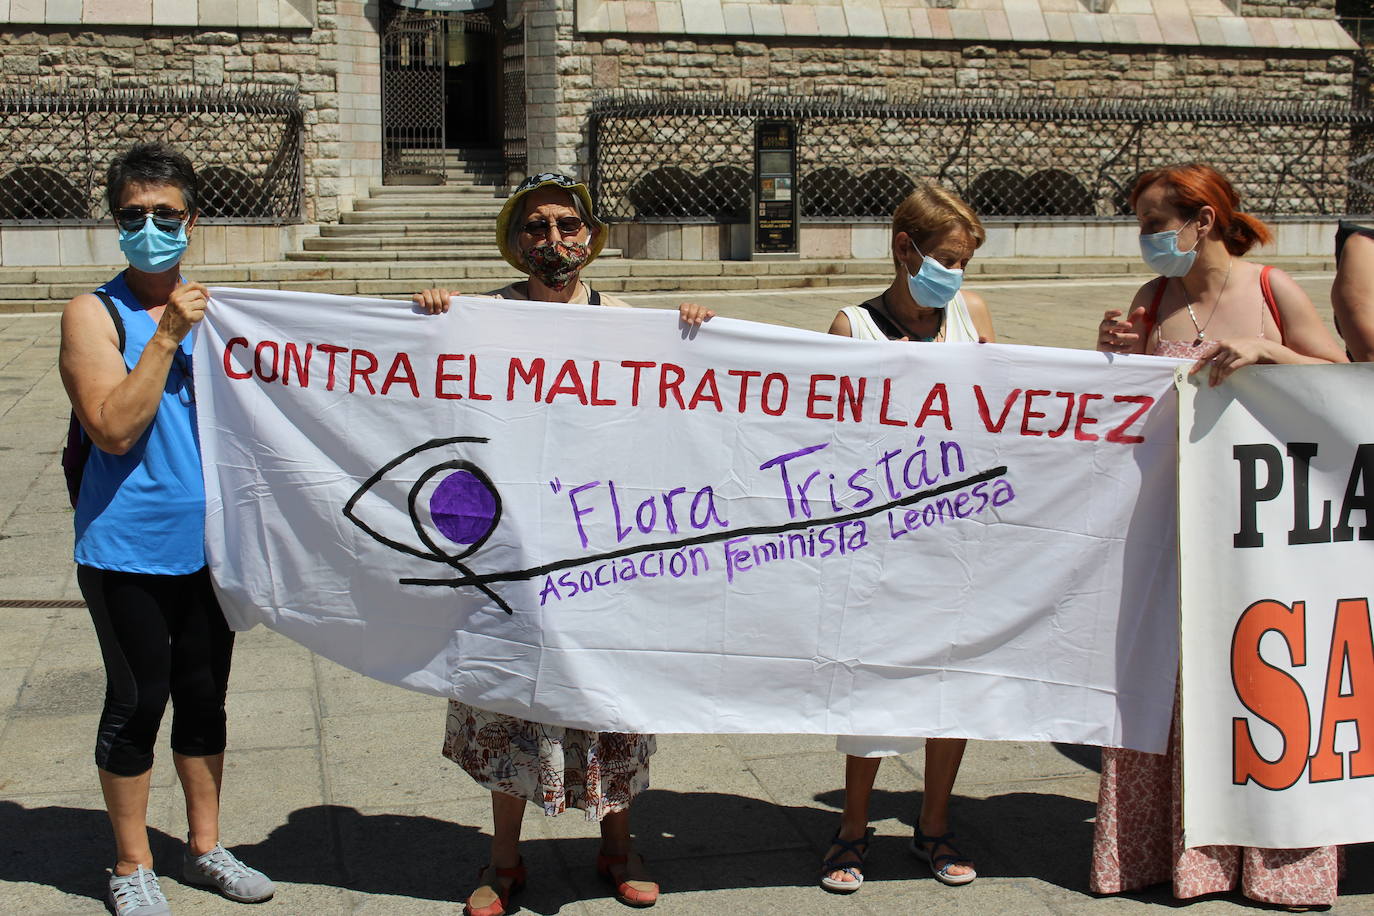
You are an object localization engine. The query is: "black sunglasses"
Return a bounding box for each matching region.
[114,206,189,234]
[522,217,585,238]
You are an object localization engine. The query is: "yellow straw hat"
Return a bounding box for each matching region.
[495,172,607,274]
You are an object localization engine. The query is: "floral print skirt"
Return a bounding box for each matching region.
[1090,704,1342,906]
[442,700,655,822]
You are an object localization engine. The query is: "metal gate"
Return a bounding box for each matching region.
[381,12,446,184]
[502,16,527,186]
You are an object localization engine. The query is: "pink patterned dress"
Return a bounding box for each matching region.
[442,702,655,821]
[1089,333,1343,907]
[440,284,654,822]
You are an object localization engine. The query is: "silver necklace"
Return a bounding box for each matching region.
[1184,258,1233,344]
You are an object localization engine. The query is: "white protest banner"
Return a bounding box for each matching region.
[1179,364,1374,848]
[197,288,1181,750]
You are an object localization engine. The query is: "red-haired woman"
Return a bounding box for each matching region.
[1098,162,1345,375]
[1093,163,1347,906]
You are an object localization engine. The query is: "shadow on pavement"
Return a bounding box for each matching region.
[1054,741,1103,773]
[809,786,1098,893]
[8,793,1367,909]
[0,799,181,904]
[233,804,485,903]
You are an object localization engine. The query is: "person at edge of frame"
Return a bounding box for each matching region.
[1330,219,1374,361]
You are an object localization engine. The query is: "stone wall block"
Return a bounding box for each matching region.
[193,55,225,85]
[253,72,300,85]
[593,54,619,84]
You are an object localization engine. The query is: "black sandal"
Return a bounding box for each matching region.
[911,825,976,886]
[819,828,871,893]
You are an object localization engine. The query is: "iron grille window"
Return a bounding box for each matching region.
[590,94,1374,223]
[0,88,304,225]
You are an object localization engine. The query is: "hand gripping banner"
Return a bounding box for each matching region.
[197,288,1181,750]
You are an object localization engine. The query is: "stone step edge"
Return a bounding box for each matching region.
[0,262,1339,311]
[0,257,1336,289]
[2,276,906,311]
[6,275,895,305]
[352,200,507,209]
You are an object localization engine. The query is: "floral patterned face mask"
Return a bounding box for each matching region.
[524,240,590,291]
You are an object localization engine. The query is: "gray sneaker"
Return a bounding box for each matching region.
[107,866,172,916]
[181,844,275,903]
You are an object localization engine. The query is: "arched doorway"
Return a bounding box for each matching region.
[380,1,522,185]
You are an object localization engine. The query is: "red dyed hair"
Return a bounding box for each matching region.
[1130,163,1272,256]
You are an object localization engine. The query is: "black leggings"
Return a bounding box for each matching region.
[78,565,235,777]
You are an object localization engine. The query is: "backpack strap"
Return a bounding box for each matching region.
[588,287,602,306]
[1259,265,1284,342]
[94,290,126,355]
[62,289,128,508]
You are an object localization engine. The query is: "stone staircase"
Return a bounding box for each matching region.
[1,255,1341,315]
[290,149,520,264]
[0,151,1337,312]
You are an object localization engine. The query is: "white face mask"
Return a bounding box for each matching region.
[1138,218,1198,278]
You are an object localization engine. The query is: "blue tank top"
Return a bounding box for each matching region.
[74,272,205,574]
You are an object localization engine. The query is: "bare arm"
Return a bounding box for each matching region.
[1332,232,1374,361]
[1196,268,1347,386]
[58,283,207,455]
[827,310,853,337]
[962,290,995,343]
[1267,268,1348,363]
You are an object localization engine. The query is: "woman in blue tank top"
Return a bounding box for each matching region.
[58,143,273,916]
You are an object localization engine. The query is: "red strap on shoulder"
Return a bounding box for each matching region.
[1141,277,1167,341]
[1259,265,1283,341]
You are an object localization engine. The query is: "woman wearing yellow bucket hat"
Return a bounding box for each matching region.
[415,172,630,311]
[414,173,711,916]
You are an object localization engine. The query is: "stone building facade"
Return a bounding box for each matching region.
[548,0,1355,169]
[0,0,382,265]
[0,0,1364,266]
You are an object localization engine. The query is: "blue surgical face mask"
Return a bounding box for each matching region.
[119,217,189,274]
[905,243,964,310]
[1138,219,1198,278]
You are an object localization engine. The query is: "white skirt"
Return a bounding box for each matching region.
[836,735,926,757]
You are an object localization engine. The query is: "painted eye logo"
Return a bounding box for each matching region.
[343,437,513,613]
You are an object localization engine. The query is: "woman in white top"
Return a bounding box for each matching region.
[821,184,993,894]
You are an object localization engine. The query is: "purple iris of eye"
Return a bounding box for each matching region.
[429,470,498,545]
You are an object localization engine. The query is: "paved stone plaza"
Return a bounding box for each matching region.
[1,275,1371,914]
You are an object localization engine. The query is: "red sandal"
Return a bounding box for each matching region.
[464,859,527,916]
[596,852,659,908]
